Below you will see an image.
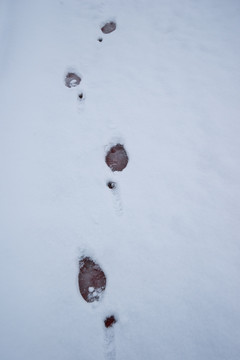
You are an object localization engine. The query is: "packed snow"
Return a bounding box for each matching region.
[0,0,240,359]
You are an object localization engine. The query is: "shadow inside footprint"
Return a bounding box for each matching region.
[105,144,129,172]
[78,257,106,303]
[65,72,81,88]
[101,21,117,34]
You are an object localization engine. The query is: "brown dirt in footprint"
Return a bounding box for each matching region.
[65,72,81,88]
[105,144,129,172]
[78,257,106,303]
[101,21,117,34]
[104,315,117,328]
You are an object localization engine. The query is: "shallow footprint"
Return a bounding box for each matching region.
[101,21,117,34]
[78,257,106,303]
[65,72,81,88]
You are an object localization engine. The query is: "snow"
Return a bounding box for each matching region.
[0,0,240,359]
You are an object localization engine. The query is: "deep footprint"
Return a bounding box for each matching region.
[105,144,129,172]
[101,21,117,34]
[65,72,81,88]
[78,257,106,303]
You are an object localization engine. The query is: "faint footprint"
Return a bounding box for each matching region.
[78,257,106,303]
[104,315,117,360]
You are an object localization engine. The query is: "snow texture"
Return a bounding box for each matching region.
[0,0,240,359]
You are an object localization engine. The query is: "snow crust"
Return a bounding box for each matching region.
[0,0,240,359]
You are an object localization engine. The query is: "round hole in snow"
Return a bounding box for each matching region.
[98,37,103,42]
[101,21,116,34]
[107,181,116,190]
[78,257,106,303]
[105,144,129,172]
[65,72,81,88]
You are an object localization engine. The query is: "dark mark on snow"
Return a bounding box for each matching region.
[78,257,106,303]
[105,144,129,172]
[101,21,117,34]
[104,315,117,328]
[65,72,81,88]
[107,181,116,190]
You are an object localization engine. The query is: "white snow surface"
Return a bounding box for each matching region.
[1,0,240,359]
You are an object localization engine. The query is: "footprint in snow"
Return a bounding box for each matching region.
[105,144,129,172]
[65,72,81,88]
[78,257,106,303]
[101,21,117,34]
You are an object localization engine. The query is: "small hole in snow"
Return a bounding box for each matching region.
[107,181,116,190]
[78,93,84,100]
[104,315,117,328]
[98,37,103,42]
